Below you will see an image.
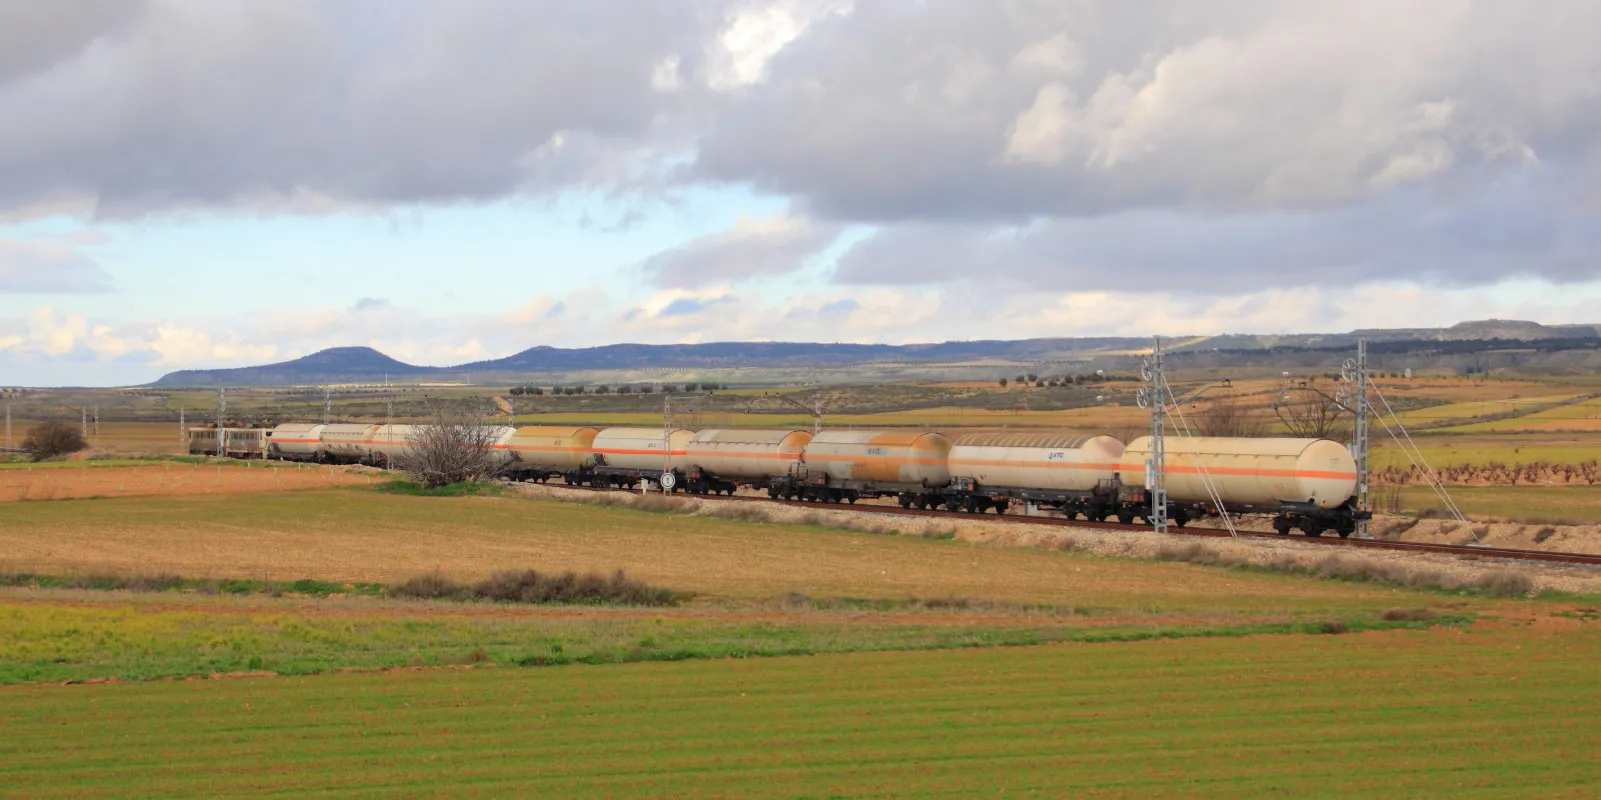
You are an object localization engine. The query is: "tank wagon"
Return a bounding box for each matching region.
[944,432,1125,515]
[1119,436,1367,536]
[588,427,693,489]
[366,424,422,466]
[506,426,600,482]
[318,424,379,463]
[774,430,952,505]
[266,423,324,461]
[681,429,812,494]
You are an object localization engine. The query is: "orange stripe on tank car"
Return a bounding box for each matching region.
[591,448,691,457]
[948,459,1122,471]
[1115,463,1357,480]
[802,453,947,465]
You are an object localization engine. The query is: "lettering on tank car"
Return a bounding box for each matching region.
[867,447,886,456]
[1047,451,1065,461]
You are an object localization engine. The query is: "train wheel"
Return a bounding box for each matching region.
[1116,511,1135,525]
[898,496,912,508]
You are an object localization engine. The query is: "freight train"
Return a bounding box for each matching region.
[192,422,1368,537]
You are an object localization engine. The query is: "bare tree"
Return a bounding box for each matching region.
[395,399,505,488]
[1192,397,1268,437]
[22,420,87,462]
[1273,388,1352,441]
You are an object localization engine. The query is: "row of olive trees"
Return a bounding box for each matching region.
[509,382,726,396]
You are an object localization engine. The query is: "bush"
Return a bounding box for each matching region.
[1532,526,1558,544]
[392,569,680,606]
[472,569,678,606]
[1471,570,1535,598]
[1381,608,1436,622]
[390,572,471,600]
[22,421,86,462]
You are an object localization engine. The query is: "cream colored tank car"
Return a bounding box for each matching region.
[948,433,1125,492]
[1119,437,1358,509]
[686,429,812,480]
[320,424,380,460]
[802,430,951,487]
[367,424,422,464]
[508,426,599,470]
[267,423,324,459]
[590,427,693,472]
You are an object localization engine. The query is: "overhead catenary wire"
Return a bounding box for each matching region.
[1163,385,1240,538]
[1368,382,1473,538]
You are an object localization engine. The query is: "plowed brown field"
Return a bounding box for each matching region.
[0,464,375,503]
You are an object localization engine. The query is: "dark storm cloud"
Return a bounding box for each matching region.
[0,0,733,219]
[0,238,113,293]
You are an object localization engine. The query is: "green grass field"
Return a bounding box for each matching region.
[1397,485,1601,524]
[1,625,1594,798]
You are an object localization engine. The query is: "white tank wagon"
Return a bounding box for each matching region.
[506,426,600,482]
[266,423,324,461]
[787,430,952,505]
[682,429,813,494]
[944,432,1126,515]
[588,427,694,489]
[318,424,380,463]
[1119,436,1367,536]
[365,424,422,465]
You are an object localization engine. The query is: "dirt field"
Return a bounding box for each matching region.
[0,464,377,502]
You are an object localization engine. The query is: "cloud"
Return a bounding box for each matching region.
[0,237,114,293]
[693,1,1599,220]
[0,0,737,219]
[637,213,841,287]
[833,168,1601,293]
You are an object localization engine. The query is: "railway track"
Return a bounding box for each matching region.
[515,480,1601,568]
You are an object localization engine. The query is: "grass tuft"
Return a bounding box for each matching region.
[375,480,503,497]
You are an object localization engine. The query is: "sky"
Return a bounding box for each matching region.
[3,0,1600,386]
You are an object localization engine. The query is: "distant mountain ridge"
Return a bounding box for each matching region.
[151,319,1601,386]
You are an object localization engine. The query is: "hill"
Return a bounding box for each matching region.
[149,319,1601,386]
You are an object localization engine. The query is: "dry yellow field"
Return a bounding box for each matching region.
[0,489,1416,612]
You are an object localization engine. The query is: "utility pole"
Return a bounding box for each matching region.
[82,407,87,441]
[217,388,227,458]
[179,405,185,450]
[93,406,99,446]
[4,402,10,450]
[1342,340,1371,538]
[323,386,331,425]
[1139,337,1169,533]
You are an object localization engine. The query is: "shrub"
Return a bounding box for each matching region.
[1472,570,1535,598]
[390,572,471,600]
[1381,608,1436,622]
[1153,543,1227,566]
[472,568,678,606]
[22,421,87,462]
[1532,526,1558,544]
